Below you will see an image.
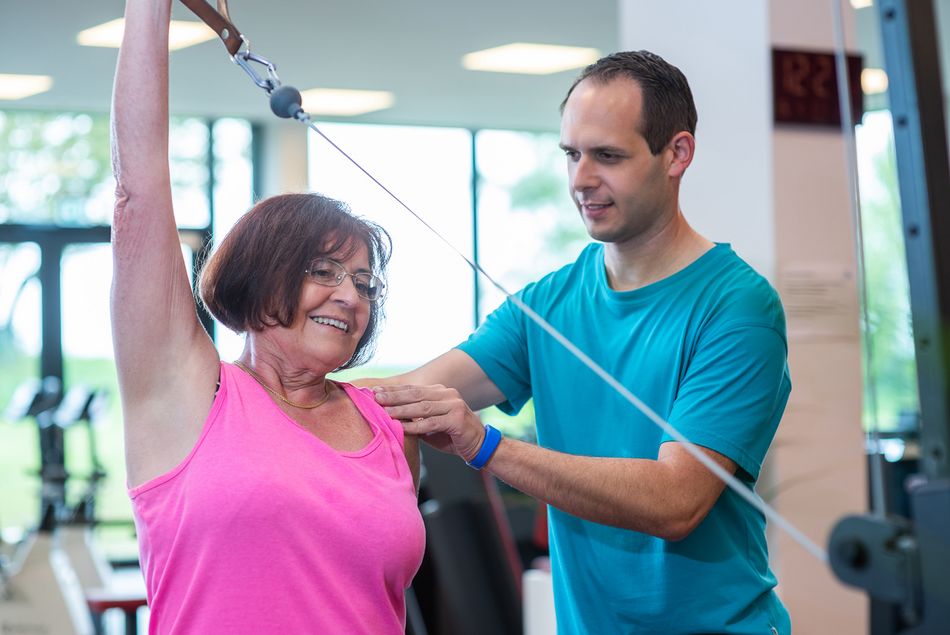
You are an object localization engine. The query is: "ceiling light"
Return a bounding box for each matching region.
[0,74,53,100]
[78,18,217,51]
[299,88,395,116]
[462,43,601,75]
[850,0,873,8]
[861,68,888,94]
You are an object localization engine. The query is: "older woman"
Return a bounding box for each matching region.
[111,1,423,632]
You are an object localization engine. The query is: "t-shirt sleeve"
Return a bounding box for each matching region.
[662,323,790,482]
[457,295,533,415]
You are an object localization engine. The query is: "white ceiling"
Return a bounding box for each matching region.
[0,2,943,132]
[0,0,617,132]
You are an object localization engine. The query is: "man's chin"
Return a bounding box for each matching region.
[585,223,618,243]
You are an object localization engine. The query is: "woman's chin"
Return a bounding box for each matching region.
[313,351,354,373]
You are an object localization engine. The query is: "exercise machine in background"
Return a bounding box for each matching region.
[54,385,114,593]
[828,1,950,633]
[0,377,94,635]
[0,378,146,634]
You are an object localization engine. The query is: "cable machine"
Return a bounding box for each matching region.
[828,1,950,633]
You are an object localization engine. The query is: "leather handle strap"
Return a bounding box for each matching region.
[179,0,243,56]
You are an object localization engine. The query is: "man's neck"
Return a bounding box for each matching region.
[602,212,715,292]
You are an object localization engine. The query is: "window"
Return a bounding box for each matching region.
[0,112,112,225]
[0,111,213,228]
[169,118,212,229]
[475,130,587,318]
[210,118,255,361]
[856,111,919,432]
[0,111,253,543]
[308,122,475,374]
[60,244,129,526]
[0,243,42,534]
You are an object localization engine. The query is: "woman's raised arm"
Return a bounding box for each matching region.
[111,0,218,484]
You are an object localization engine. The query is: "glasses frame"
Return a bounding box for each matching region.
[304,257,387,303]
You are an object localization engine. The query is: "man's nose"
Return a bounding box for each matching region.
[571,156,599,191]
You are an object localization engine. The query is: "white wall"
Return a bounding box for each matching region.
[618,0,774,279]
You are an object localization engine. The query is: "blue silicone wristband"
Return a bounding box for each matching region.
[466,424,502,469]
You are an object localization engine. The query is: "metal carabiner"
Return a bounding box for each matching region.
[231,38,282,94]
[178,0,282,95]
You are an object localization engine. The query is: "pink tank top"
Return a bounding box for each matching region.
[129,362,425,634]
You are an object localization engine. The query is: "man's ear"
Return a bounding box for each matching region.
[667,131,695,178]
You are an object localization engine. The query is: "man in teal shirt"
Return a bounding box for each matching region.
[373,50,791,634]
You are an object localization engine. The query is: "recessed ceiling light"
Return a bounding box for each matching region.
[0,74,53,100]
[850,0,873,8]
[78,18,217,51]
[462,43,601,75]
[861,68,888,94]
[298,88,395,116]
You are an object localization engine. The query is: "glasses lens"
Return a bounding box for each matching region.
[308,259,344,286]
[354,273,385,302]
[308,259,385,302]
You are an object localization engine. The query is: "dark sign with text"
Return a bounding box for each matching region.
[772,48,864,126]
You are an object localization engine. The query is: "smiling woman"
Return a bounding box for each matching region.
[109,1,424,633]
[199,192,390,369]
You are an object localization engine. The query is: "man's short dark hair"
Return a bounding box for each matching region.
[561,50,698,155]
[199,193,391,369]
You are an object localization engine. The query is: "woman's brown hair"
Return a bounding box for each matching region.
[199,193,391,369]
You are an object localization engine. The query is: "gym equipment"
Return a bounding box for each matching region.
[828,2,950,633]
[53,385,149,634]
[54,385,113,592]
[0,377,94,634]
[411,444,522,635]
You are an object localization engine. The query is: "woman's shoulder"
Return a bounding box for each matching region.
[336,381,393,420]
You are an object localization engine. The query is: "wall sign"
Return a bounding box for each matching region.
[772,48,864,126]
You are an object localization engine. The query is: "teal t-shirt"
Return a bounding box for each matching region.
[459,243,792,634]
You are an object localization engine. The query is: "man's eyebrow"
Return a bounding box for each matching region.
[558,143,627,154]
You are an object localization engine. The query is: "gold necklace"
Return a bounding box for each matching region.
[234,360,332,410]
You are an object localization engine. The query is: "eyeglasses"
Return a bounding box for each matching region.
[305,258,386,303]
